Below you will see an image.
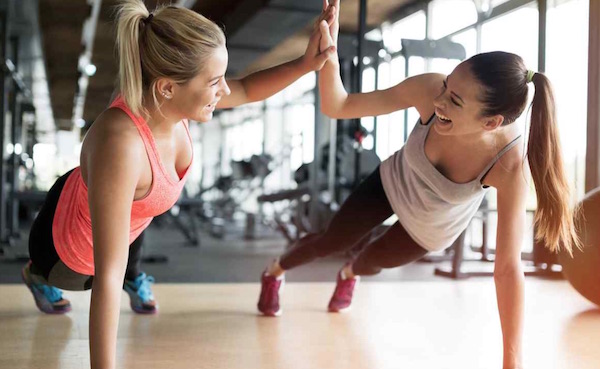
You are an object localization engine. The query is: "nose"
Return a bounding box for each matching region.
[221,79,231,96]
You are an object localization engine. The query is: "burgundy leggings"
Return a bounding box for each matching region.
[279,167,428,276]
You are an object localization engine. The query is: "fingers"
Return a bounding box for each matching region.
[315,3,336,29]
[315,46,337,69]
[332,0,340,15]
[326,6,336,26]
[320,20,335,45]
[322,0,328,11]
[319,20,334,52]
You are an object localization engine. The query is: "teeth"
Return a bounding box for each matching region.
[436,113,451,122]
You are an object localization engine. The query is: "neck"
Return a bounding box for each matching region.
[141,92,181,135]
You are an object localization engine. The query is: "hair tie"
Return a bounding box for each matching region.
[526,70,536,84]
[143,13,154,24]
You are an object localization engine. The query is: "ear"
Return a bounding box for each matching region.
[482,114,504,131]
[155,78,175,99]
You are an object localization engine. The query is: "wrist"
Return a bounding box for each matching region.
[503,354,523,369]
[296,56,313,74]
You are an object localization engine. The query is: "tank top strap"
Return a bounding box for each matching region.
[109,96,160,171]
[477,135,523,182]
[181,119,193,147]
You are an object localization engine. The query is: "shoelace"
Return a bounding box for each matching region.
[36,284,63,303]
[132,275,155,302]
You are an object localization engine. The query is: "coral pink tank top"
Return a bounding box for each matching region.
[52,96,193,275]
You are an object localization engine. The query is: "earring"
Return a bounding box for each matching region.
[161,92,172,100]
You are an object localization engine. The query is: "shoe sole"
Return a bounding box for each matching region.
[21,267,71,315]
[258,308,282,317]
[328,306,352,313]
[131,303,158,315]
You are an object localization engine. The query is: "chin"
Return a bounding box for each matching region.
[192,111,213,123]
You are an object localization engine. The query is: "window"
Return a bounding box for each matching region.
[382,11,426,53]
[430,0,478,40]
[546,0,589,199]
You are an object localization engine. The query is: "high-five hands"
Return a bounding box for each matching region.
[301,0,339,71]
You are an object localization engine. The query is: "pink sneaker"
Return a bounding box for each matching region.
[328,267,359,313]
[257,271,284,317]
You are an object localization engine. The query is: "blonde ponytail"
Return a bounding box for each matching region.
[115,0,226,116]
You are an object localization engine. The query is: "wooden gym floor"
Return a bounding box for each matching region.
[0,280,599,369]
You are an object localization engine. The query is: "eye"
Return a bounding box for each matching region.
[451,98,460,106]
[211,79,220,87]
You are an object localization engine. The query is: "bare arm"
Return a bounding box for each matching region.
[320,66,444,119]
[218,2,337,109]
[87,128,142,369]
[492,163,528,369]
[317,0,443,119]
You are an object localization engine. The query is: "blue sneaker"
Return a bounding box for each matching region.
[22,261,71,314]
[123,273,158,314]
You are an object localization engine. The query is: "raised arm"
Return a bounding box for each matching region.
[316,0,442,119]
[86,121,143,369]
[492,161,528,369]
[217,2,337,109]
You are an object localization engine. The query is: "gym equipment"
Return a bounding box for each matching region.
[0,10,38,260]
[434,205,562,279]
[558,187,600,306]
[259,139,380,244]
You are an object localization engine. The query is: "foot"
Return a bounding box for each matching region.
[123,273,158,314]
[328,264,360,313]
[257,270,284,317]
[21,261,72,314]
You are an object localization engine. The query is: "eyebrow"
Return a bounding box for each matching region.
[209,75,224,82]
[446,77,465,104]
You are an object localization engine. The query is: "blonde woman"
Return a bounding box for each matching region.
[22,0,336,367]
[258,1,580,368]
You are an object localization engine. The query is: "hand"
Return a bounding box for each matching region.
[321,0,340,50]
[300,1,338,72]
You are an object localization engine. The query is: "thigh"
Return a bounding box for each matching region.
[355,221,428,270]
[324,166,394,241]
[29,169,75,280]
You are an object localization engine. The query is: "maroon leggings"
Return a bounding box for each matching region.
[279,167,428,276]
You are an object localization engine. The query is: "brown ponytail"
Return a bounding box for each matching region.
[468,52,581,255]
[527,73,581,255]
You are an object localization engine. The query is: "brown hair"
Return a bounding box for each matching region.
[115,0,225,115]
[468,51,581,255]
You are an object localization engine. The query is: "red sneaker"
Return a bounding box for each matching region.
[328,267,359,313]
[257,271,284,317]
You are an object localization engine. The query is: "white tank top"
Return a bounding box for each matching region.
[379,115,521,252]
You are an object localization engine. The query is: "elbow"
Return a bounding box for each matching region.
[321,105,336,118]
[321,103,344,119]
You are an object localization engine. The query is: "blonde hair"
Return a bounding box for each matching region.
[115,0,225,116]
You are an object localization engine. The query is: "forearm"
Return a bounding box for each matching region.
[90,275,125,369]
[318,59,350,118]
[494,268,525,369]
[239,57,311,103]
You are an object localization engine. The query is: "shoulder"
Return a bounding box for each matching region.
[484,138,528,195]
[82,108,146,168]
